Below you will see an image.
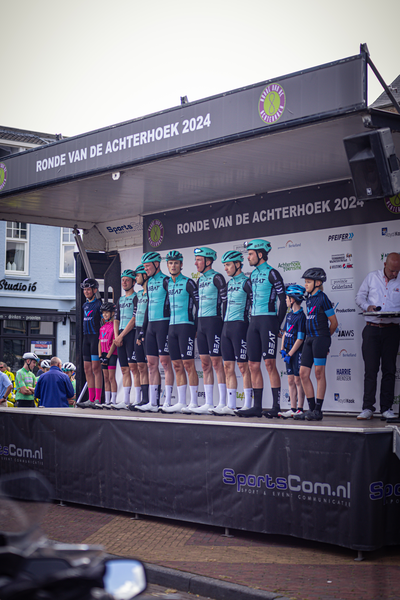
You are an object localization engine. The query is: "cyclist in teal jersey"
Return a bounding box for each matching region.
[193,247,227,414]
[136,251,174,413]
[236,239,286,419]
[217,250,253,415]
[132,264,150,407]
[161,250,200,413]
[113,269,140,409]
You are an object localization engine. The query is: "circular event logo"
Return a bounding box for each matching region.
[0,163,7,191]
[258,83,286,125]
[147,219,164,248]
[385,194,400,215]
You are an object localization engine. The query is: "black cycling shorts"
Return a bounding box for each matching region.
[168,324,196,361]
[83,333,100,362]
[246,315,279,362]
[285,348,302,376]
[100,352,118,370]
[197,317,223,357]
[221,321,248,362]
[134,328,147,363]
[300,336,331,368]
[145,320,169,357]
[117,329,136,367]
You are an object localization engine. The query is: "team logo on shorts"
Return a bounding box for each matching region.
[147,219,164,248]
[384,194,400,215]
[258,84,286,125]
[0,163,8,191]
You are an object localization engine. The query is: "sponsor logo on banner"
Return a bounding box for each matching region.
[0,441,44,464]
[333,324,355,339]
[329,253,353,269]
[381,253,389,261]
[277,261,301,272]
[278,239,302,250]
[369,480,400,504]
[381,226,400,238]
[0,163,7,191]
[336,368,351,381]
[222,468,351,506]
[327,232,354,242]
[334,392,354,404]
[384,194,400,215]
[147,219,164,248]
[331,278,354,291]
[330,348,357,358]
[258,84,286,125]
[106,221,143,235]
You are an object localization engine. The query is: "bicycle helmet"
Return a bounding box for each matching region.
[40,359,51,369]
[194,247,217,261]
[244,239,272,253]
[100,302,116,313]
[141,251,162,264]
[121,269,136,280]
[302,267,327,283]
[166,250,183,262]
[63,362,76,372]
[221,250,244,264]
[285,284,306,303]
[80,278,99,289]
[23,352,39,361]
[135,264,147,275]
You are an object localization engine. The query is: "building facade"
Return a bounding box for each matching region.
[0,127,77,371]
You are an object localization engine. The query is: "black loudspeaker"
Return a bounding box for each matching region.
[343,128,400,201]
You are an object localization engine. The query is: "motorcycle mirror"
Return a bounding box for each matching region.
[103,559,147,599]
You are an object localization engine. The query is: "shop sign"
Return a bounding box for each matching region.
[31,341,52,356]
[0,280,37,292]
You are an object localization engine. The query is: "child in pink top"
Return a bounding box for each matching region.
[98,302,118,406]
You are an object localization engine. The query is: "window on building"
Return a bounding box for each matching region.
[60,228,78,277]
[5,222,29,274]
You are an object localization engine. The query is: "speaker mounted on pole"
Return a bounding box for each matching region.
[343,128,400,201]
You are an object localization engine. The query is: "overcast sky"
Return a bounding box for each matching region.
[3,0,400,138]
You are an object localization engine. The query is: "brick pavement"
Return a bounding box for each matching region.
[41,503,400,600]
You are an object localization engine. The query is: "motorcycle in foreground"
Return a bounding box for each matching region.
[0,470,147,600]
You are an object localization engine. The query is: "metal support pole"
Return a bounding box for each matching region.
[73,227,101,299]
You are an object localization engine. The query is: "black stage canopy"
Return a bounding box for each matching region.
[1,52,399,246]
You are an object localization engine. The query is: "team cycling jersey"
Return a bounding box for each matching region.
[250,262,286,324]
[115,293,137,330]
[283,309,306,352]
[168,273,199,325]
[305,290,335,337]
[147,271,170,322]
[224,272,252,322]
[83,297,102,335]
[197,269,227,319]
[134,289,148,328]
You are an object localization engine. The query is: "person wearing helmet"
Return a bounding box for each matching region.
[15,352,39,407]
[63,362,77,402]
[81,277,103,406]
[160,250,200,413]
[295,267,338,422]
[192,247,227,414]
[112,270,140,410]
[96,303,118,408]
[236,239,286,418]
[131,264,150,408]
[216,251,253,415]
[136,251,173,413]
[278,285,306,418]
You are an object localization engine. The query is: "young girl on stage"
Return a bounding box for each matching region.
[295,268,338,421]
[98,302,118,407]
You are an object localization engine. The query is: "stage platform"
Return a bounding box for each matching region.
[1,406,399,552]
